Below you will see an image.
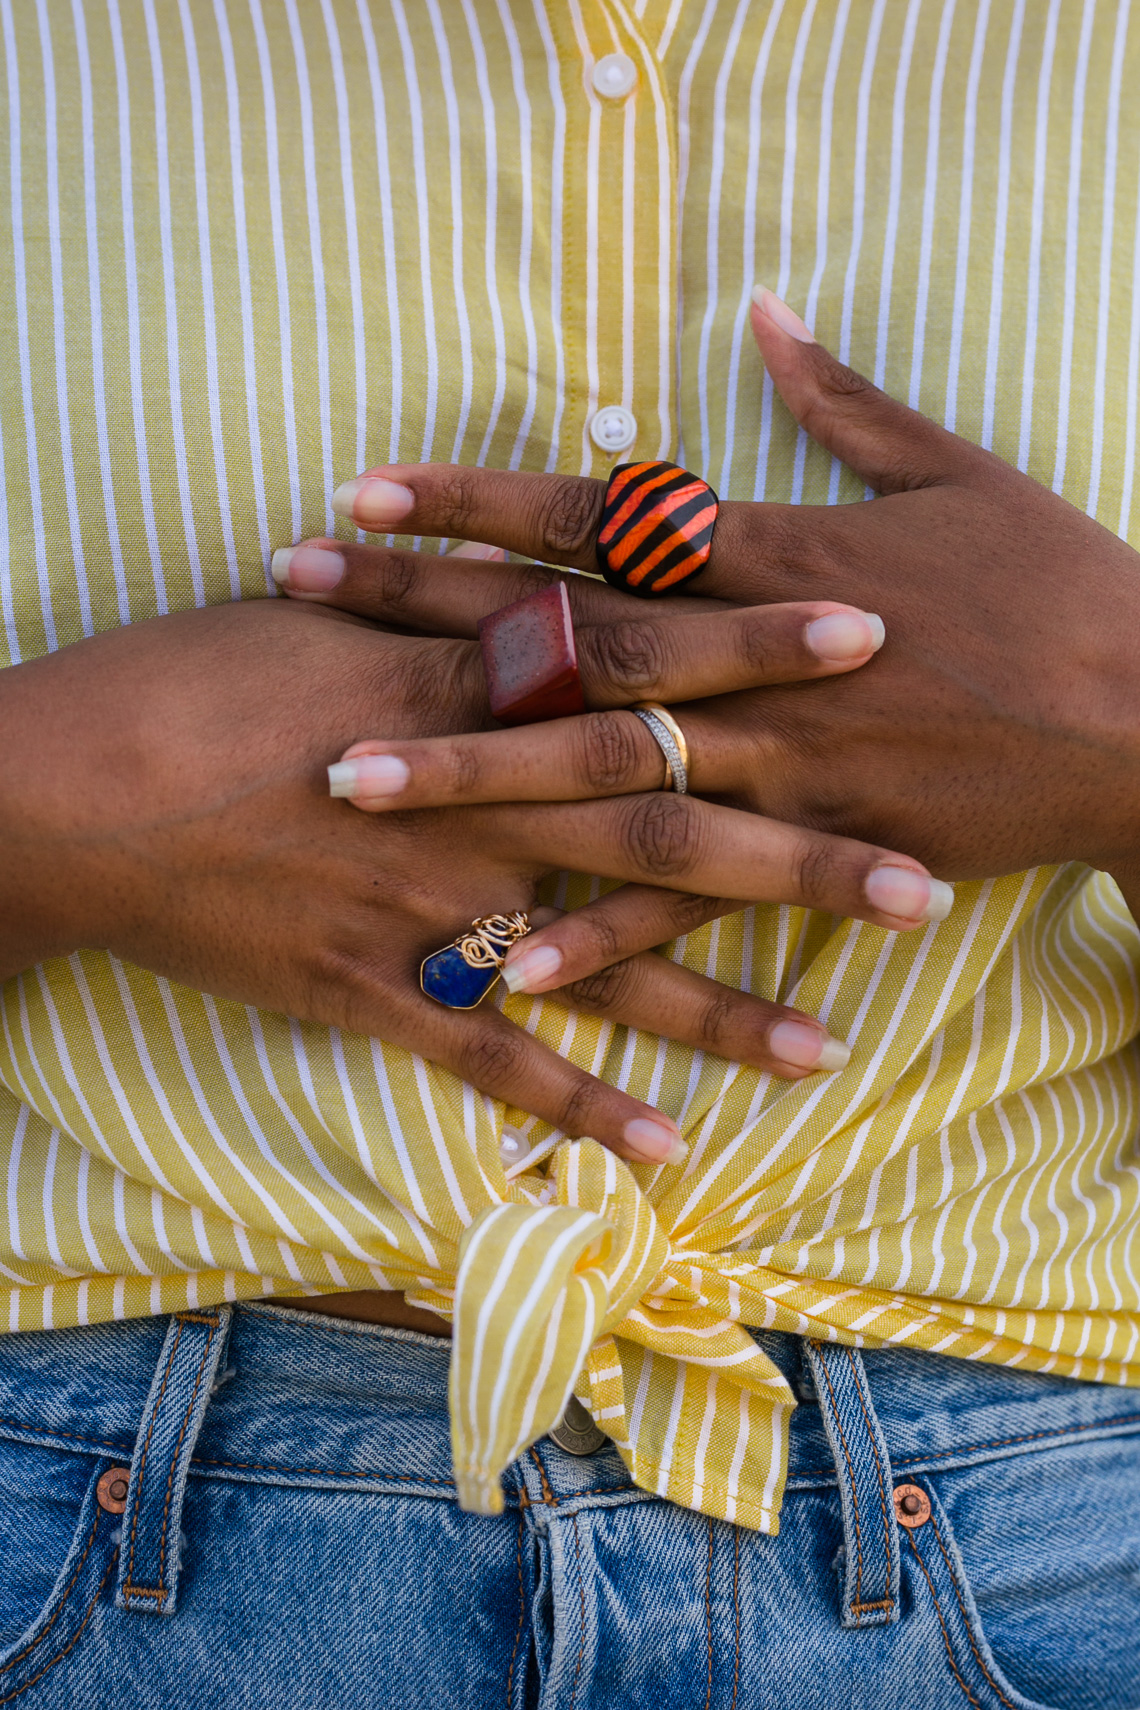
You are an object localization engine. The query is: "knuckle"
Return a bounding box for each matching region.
[556,1077,603,1140]
[589,620,670,696]
[621,796,702,880]
[397,640,485,734]
[798,363,876,445]
[559,959,638,1013]
[733,611,783,678]
[696,986,738,1048]
[441,739,482,797]
[435,469,481,537]
[660,892,730,935]
[373,550,421,614]
[303,943,386,1026]
[536,480,604,560]
[459,1025,530,1088]
[504,563,559,602]
[576,712,646,793]
[792,833,840,908]
[578,907,623,966]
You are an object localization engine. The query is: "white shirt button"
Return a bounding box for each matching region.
[589,405,638,454]
[592,53,638,100]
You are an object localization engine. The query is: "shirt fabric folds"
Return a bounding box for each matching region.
[1,0,1139,1532]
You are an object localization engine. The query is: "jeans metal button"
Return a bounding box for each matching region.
[548,1395,606,1456]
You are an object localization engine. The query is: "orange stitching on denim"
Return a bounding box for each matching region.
[505,1512,526,1710]
[904,1531,984,1709]
[849,1598,893,1613]
[844,1348,894,1604]
[154,1321,217,1594]
[173,1312,220,1326]
[794,1405,1140,1482]
[528,1448,556,1506]
[192,1454,454,1485]
[703,1516,714,1710]
[731,1526,740,1710]
[124,1319,183,1595]
[0,1549,118,1706]
[0,1511,102,1677]
[569,1514,586,1710]
[812,1347,866,1615]
[929,1514,1020,1710]
[0,1417,132,1455]
[894,1410,1140,1463]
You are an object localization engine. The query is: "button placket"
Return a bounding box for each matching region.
[566,5,676,477]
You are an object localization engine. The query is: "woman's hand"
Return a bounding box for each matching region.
[0,600,935,1162]
[275,288,1140,985]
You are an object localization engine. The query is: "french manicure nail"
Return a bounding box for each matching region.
[622,1117,688,1166]
[330,476,416,528]
[865,866,955,924]
[750,285,816,344]
[502,944,564,994]
[769,1019,852,1072]
[327,755,411,799]
[805,611,885,662]
[446,540,508,561]
[271,545,346,593]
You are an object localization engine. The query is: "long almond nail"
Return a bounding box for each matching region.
[330,476,416,529]
[805,611,885,662]
[327,755,411,799]
[502,944,563,994]
[865,866,955,924]
[751,285,816,343]
[769,1020,852,1072]
[622,1117,687,1166]
[271,545,346,594]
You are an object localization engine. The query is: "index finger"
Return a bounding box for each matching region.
[328,462,832,603]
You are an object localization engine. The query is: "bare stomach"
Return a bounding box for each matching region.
[261,1290,452,1337]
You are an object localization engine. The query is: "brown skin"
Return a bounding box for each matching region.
[0,598,934,1169]
[285,298,1140,1008]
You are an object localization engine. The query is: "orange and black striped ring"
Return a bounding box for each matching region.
[596,460,719,598]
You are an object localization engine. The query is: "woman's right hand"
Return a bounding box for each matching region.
[0,599,938,1164]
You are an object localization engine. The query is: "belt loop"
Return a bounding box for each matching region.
[116,1308,232,1615]
[803,1340,900,1629]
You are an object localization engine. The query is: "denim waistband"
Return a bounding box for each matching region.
[0,1306,1137,1511]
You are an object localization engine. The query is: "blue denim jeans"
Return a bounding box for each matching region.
[0,1304,1137,1709]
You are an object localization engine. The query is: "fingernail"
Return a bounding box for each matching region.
[446,540,507,561]
[327,755,411,799]
[751,285,816,344]
[502,944,564,994]
[330,476,416,528]
[805,610,885,661]
[865,866,955,924]
[769,1020,852,1073]
[271,545,346,593]
[622,1117,687,1166]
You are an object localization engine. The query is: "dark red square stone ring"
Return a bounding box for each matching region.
[596,461,719,597]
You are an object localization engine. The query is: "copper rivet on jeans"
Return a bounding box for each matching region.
[97,1466,131,1515]
[893,1483,931,1529]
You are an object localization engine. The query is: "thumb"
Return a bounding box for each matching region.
[750,286,986,494]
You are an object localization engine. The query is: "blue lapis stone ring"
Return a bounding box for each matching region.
[419,912,532,1010]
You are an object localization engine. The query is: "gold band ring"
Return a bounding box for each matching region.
[631,702,690,794]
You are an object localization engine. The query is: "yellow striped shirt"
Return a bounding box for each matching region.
[1,0,1139,1531]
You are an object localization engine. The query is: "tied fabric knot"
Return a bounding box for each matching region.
[450,1139,796,1529]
